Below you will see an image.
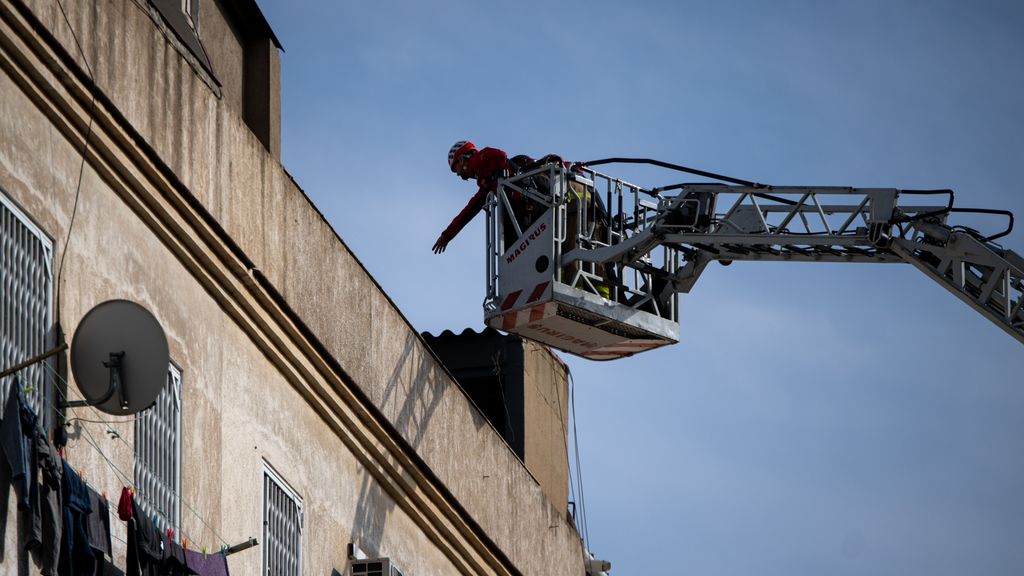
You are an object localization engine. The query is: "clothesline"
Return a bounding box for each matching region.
[1,371,239,574]
[21,362,232,552]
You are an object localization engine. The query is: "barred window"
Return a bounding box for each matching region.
[134,364,182,536]
[263,464,302,576]
[351,559,404,576]
[0,190,54,422]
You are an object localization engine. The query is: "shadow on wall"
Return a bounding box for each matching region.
[351,332,445,552]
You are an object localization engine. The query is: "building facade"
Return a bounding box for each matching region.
[0,0,585,574]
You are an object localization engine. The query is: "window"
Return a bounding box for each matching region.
[0,190,54,422]
[263,464,302,576]
[151,0,211,75]
[180,0,198,31]
[350,559,404,576]
[134,364,182,536]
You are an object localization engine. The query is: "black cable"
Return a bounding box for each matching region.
[889,189,955,225]
[54,0,97,334]
[550,362,580,536]
[65,416,139,426]
[581,157,806,207]
[490,351,517,445]
[569,371,590,552]
[582,157,765,188]
[948,207,1015,242]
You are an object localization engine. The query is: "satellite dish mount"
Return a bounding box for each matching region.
[64,351,129,410]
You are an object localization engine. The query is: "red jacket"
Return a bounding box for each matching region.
[440,147,511,243]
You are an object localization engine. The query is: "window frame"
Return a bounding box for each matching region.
[133,362,183,538]
[180,0,199,32]
[0,189,55,428]
[262,462,303,576]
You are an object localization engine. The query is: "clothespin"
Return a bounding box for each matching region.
[220,544,227,557]
[101,491,107,501]
[183,538,189,551]
[202,545,207,559]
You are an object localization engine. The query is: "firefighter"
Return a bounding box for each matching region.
[434,140,615,298]
[433,141,516,254]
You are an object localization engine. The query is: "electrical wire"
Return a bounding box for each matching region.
[490,351,517,445]
[40,0,241,555]
[39,361,230,549]
[46,365,229,549]
[65,415,140,426]
[35,4,228,549]
[547,358,580,537]
[53,0,97,334]
[568,370,590,553]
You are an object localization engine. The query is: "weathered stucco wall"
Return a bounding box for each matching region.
[0,0,584,574]
[201,0,245,118]
[0,44,464,574]
[522,341,570,519]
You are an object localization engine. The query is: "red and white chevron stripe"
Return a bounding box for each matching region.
[498,302,557,331]
[499,281,551,313]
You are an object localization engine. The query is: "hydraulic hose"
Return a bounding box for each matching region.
[581,157,765,188]
[580,157,800,205]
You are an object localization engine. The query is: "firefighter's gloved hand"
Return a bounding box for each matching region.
[432,231,452,254]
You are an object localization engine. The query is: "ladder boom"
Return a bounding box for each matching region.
[483,164,1024,358]
[891,225,1024,344]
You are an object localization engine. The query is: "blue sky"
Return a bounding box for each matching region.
[257,1,1024,574]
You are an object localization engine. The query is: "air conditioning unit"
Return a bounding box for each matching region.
[350,558,404,576]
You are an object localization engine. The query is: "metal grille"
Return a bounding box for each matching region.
[263,465,302,576]
[0,190,53,420]
[134,365,182,536]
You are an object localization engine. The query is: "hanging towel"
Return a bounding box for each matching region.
[86,486,112,569]
[184,549,230,576]
[161,533,197,575]
[58,460,95,576]
[125,496,162,576]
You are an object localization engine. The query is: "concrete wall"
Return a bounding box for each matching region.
[0,0,583,574]
[522,341,570,521]
[202,0,245,117]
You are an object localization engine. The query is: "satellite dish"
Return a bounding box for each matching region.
[69,300,169,415]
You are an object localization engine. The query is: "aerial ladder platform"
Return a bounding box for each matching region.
[483,160,1024,360]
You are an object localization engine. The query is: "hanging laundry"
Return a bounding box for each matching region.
[32,433,64,575]
[86,486,113,573]
[125,496,162,576]
[1,379,38,511]
[117,486,134,521]
[184,549,230,576]
[161,533,196,575]
[58,460,95,576]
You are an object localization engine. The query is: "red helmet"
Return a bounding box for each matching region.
[448,140,476,172]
